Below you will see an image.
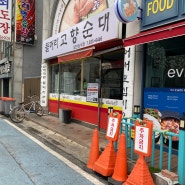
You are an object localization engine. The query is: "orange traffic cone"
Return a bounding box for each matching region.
[93,140,117,176]
[87,128,100,170]
[124,155,155,185]
[108,133,128,184]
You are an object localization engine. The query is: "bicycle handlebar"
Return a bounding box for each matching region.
[27,95,40,102]
[27,95,38,99]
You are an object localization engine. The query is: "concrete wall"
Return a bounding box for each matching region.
[13,0,46,103]
[41,0,58,107]
[13,44,23,102]
[43,0,58,40]
[23,0,43,78]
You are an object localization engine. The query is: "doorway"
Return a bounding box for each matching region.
[3,78,9,97]
[24,78,41,101]
[96,49,124,129]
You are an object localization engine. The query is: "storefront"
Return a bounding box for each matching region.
[42,2,125,130]
[124,0,185,147]
[0,58,13,97]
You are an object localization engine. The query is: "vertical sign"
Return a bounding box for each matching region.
[40,63,48,107]
[123,46,135,117]
[0,0,12,42]
[15,0,35,45]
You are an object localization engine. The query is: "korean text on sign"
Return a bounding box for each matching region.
[0,0,12,41]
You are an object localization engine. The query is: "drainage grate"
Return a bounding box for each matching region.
[27,127,42,135]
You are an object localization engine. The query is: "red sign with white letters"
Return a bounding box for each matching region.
[106,112,122,141]
[15,0,35,45]
[134,120,153,157]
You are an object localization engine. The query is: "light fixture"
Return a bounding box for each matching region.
[180,113,185,130]
[134,105,140,115]
[108,107,113,115]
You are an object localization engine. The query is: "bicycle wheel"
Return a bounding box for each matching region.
[34,103,44,116]
[9,106,25,123]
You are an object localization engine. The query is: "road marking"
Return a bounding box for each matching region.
[4,119,105,185]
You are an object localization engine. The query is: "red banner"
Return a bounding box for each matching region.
[15,0,35,45]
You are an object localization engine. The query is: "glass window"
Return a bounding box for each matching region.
[83,58,100,96]
[60,58,100,95]
[145,36,185,88]
[101,60,123,100]
[50,55,123,100]
[61,61,81,95]
[50,64,59,93]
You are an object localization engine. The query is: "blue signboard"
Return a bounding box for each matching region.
[141,0,185,30]
[144,88,185,147]
[144,88,185,116]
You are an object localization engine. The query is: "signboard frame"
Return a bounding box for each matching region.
[134,120,153,157]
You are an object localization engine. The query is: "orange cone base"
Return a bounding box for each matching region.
[93,141,116,176]
[83,166,95,174]
[108,177,124,185]
[124,155,155,185]
[87,128,100,170]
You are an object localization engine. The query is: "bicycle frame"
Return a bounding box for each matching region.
[20,100,36,114]
[9,95,43,123]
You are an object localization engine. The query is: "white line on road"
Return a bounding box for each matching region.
[4,119,105,185]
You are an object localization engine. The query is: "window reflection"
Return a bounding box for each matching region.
[146,37,185,88]
[50,64,59,93]
[59,58,100,95]
[50,57,123,100]
[101,61,123,100]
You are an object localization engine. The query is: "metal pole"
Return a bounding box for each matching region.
[58,64,61,116]
[178,129,185,184]
[97,59,102,130]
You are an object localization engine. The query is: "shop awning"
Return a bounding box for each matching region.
[58,47,94,62]
[123,20,185,47]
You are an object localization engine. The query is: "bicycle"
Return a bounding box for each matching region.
[9,95,44,123]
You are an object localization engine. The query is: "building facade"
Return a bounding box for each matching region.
[0,0,43,103]
[124,0,185,148]
[43,0,185,132]
[42,0,135,130]
[43,0,185,129]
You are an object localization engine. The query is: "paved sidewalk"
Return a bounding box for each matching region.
[26,113,107,151]
[0,118,104,185]
[5,113,180,185]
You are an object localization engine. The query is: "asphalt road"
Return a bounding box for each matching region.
[0,117,106,185]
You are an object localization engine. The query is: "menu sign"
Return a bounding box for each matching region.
[86,83,99,103]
